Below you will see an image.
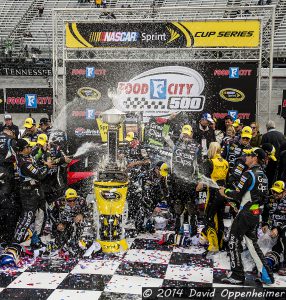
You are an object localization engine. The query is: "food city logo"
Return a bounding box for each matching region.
[74,127,100,137]
[113,66,205,113]
[100,191,121,200]
[214,67,253,78]
[77,87,101,101]
[219,88,245,102]
[71,67,106,77]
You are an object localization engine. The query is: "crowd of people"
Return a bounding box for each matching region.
[121,112,286,285]
[0,111,286,286]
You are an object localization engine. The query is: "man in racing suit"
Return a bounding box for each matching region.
[170,124,200,240]
[222,126,252,171]
[262,180,286,275]
[0,139,53,266]
[219,148,274,284]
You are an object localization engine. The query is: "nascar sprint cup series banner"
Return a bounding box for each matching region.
[66,61,258,149]
[65,20,260,48]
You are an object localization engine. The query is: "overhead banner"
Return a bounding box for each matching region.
[5,88,53,113]
[66,20,260,48]
[66,61,257,152]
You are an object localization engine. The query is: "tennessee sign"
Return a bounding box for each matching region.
[112,66,205,114]
[65,20,260,48]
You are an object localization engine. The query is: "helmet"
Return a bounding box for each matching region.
[65,188,78,199]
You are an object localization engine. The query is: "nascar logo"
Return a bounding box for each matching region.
[89,32,139,42]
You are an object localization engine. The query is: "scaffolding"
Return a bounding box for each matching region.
[53,5,275,124]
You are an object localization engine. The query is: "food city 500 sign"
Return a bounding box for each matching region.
[65,20,260,48]
[66,61,258,122]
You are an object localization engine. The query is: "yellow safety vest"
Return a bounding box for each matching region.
[210,154,229,182]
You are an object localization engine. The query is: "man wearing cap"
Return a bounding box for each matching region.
[0,139,54,265]
[261,180,286,275]
[121,131,151,222]
[222,126,252,171]
[261,143,278,187]
[170,124,200,237]
[2,114,19,140]
[135,161,170,232]
[123,131,151,171]
[51,188,88,255]
[193,113,216,158]
[21,117,42,142]
[0,127,19,243]
[232,119,243,141]
[219,148,274,285]
[39,117,52,137]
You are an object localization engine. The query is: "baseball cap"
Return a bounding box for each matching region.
[24,117,36,129]
[16,139,29,152]
[271,181,285,194]
[202,113,214,123]
[125,132,135,142]
[37,133,48,146]
[261,143,277,161]
[23,138,36,148]
[156,161,169,177]
[39,117,49,125]
[65,188,78,199]
[241,126,252,139]
[181,124,192,136]
[247,147,267,161]
[233,119,241,128]
[4,114,12,120]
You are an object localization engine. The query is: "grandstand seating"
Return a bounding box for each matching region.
[0,0,285,59]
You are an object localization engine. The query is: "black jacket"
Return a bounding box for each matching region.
[261,129,285,155]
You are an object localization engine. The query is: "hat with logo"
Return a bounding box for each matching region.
[202,113,214,124]
[247,147,267,161]
[4,114,12,120]
[37,133,48,146]
[233,119,241,128]
[261,143,277,161]
[65,188,78,199]
[23,138,36,148]
[241,126,252,139]
[39,117,49,125]
[181,124,192,136]
[24,117,36,129]
[125,132,135,142]
[271,181,285,194]
[16,139,29,152]
[156,161,169,177]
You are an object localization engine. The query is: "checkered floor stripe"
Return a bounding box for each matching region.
[0,232,286,300]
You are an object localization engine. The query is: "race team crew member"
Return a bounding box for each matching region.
[222,125,252,171]
[135,161,170,232]
[219,148,274,285]
[21,117,42,142]
[170,124,200,237]
[52,188,88,255]
[262,180,286,276]
[198,142,229,253]
[1,114,19,140]
[0,139,53,266]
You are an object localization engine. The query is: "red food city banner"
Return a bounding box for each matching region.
[5,88,53,113]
